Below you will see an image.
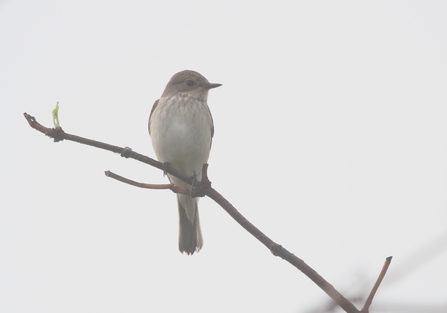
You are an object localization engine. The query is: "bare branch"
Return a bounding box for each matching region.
[24,112,393,313]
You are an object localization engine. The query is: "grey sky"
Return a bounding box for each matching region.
[1,1,446,312]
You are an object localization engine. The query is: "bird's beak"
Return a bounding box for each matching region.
[204,83,222,89]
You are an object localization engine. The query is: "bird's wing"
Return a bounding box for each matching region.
[208,105,214,147]
[148,99,159,135]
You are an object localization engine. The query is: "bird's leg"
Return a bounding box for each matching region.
[199,163,211,189]
[190,164,212,198]
[162,162,170,176]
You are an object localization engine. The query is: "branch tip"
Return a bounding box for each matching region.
[360,257,393,313]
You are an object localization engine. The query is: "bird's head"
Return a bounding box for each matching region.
[161,70,221,100]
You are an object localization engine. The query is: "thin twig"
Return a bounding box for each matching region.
[104,170,173,189]
[105,170,192,196]
[360,256,392,313]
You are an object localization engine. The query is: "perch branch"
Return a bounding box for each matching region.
[24,112,393,313]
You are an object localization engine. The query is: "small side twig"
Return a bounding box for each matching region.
[104,170,173,189]
[360,256,392,313]
[105,170,192,196]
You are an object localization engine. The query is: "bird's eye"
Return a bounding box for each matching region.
[186,80,195,87]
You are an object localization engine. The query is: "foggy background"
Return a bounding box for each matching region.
[1,1,446,312]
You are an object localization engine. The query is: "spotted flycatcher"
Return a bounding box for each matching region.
[148,70,221,255]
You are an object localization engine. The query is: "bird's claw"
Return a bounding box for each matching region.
[162,162,170,176]
[190,175,212,198]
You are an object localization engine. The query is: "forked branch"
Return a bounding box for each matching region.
[24,112,392,313]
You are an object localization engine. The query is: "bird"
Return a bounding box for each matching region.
[148,70,221,255]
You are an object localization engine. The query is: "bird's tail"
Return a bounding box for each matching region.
[177,194,203,255]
